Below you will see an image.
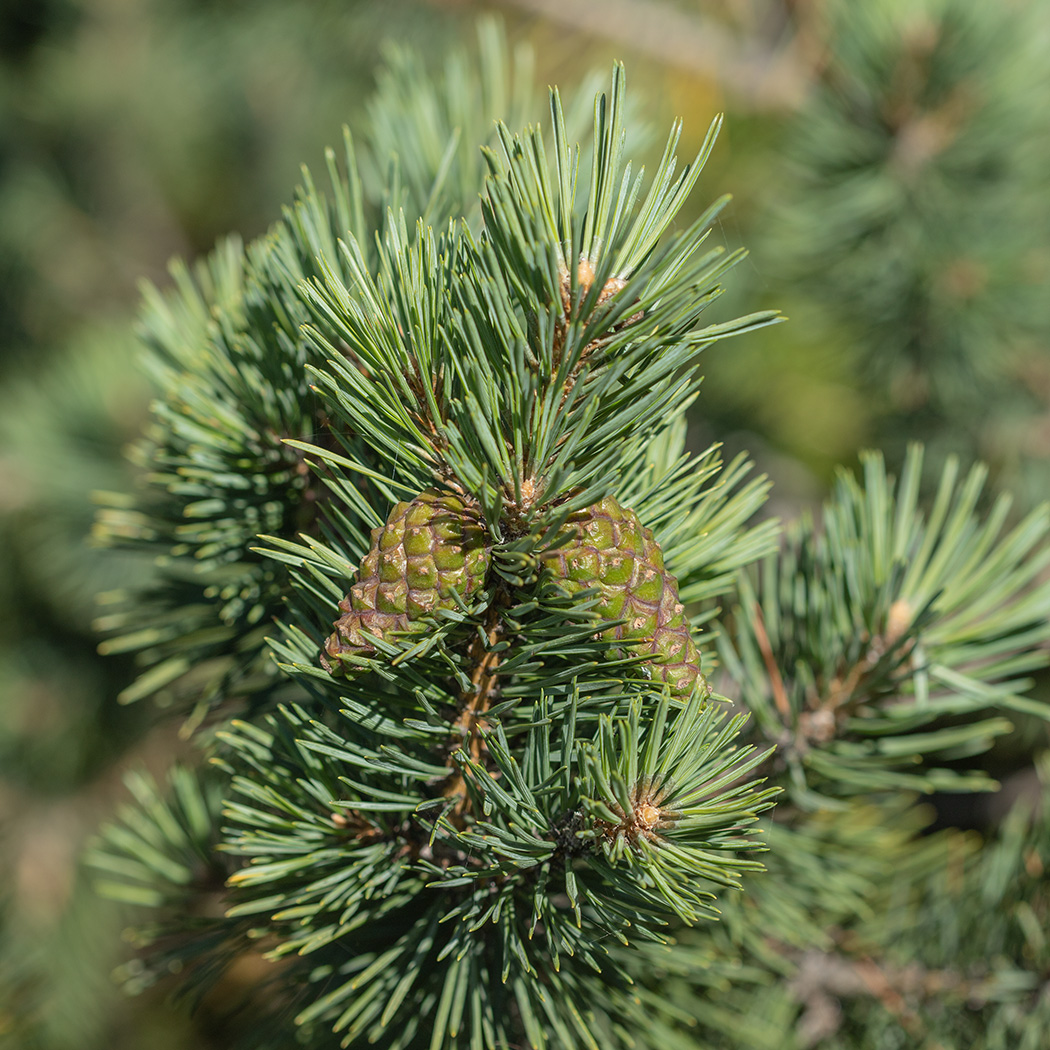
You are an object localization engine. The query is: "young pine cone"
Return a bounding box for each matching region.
[541,496,707,698]
[323,490,490,675]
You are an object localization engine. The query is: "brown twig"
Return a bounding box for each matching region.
[815,659,869,719]
[805,599,916,732]
[751,600,792,721]
[455,604,504,754]
[555,261,641,415]
[851,957,923,1036]
[785,937,1005,1046]
[444,601,505,819]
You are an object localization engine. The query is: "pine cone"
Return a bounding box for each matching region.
[541,497,706,698]
[323,490,490,674]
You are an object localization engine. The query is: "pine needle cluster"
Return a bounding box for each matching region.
[86,22,1050,1050]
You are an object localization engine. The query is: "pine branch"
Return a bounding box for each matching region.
[90,24,558,719]
[75,16,1050,1050]
[719,445,1050,803]
[301,68,780,530]
[660,756,1050,1050]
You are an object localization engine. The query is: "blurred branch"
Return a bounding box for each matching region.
[495,0,813,110]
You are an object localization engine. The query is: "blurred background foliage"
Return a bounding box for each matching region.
[1,0,1048,1047]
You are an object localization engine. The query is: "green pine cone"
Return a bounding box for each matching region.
[541,496,707,698]
[323,490,490,674]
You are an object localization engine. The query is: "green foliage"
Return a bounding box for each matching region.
[655,760,1050,1050]
[91,21,560,716]
[0,0,464,384]
[76,16,1050,1050]
[764,0,1050,480]
[356,19,545,233]
[301,69,777,527]
[843,760,1050,1050]
[92,231,329,714]
[0,328,154,792]
[618,798,969,1050]
[84,766,256,1006]
[721,446,1050,804]
[86,44,793,1048]
[197,693,775,1048]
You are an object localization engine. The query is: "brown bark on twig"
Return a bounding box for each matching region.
[444,601,505,820]
[751,600,792,721]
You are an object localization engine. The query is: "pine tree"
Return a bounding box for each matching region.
[85,22,1050,1050]
[759,0,1050,495]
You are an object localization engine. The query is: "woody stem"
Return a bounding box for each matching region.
[444,602,504,817]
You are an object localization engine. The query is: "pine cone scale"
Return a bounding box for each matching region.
[324,490,490,674]
[540,496,708,697]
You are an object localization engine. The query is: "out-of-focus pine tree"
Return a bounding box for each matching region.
[760,0,1050,497]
